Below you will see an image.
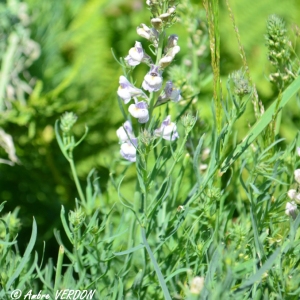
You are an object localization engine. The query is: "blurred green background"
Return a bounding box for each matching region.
[0,0,300,258]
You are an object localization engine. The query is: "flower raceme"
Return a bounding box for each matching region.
[116,2,181,162]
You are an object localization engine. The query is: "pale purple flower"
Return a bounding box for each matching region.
[285,201,297,219]
[155,81,181,107]
[287,189,297,200]
[142,64,163,92]
[154,115,179,141]
[120,138,138,162]
[116,121,135,142]
[117,76,145,104]
[164,81,181,102]
[128,101,149,124]
[125,41,144,66]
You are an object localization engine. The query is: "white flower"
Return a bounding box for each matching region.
[117,76,145,104]
[294,169,300,184]
[128,101,149,124]
[154,115,179,141]
[190,276,205,295]
[142,64,163,92]
[285,201,297,219]
[287,189,297,200]
[116,121,135,142]
[125,41,144,66]
[120,138,138,162]
[297,147,300,156]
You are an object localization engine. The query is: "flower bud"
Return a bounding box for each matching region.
[69,208,85,229]
[60,112,77,134]
[151,18,162,30]
[167,6,176,14]
[139,129,154,147]
[159,13,171,21]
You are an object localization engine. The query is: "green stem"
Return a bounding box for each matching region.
[68,153,86,206]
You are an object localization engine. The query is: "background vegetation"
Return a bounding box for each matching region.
[1,0,300,299]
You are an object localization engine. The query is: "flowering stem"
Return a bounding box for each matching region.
[148,32,165,122]
[155,31,165,65]
[68,153,86,206]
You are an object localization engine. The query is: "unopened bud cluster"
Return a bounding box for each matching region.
[60,112,78,134]
[146,0,178,30]
[69,207,86,230]
[230,69,251,98]
[116,0,182,162]
[265,15,292,88]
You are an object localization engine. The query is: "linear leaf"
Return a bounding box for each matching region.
[221,76,300,172]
